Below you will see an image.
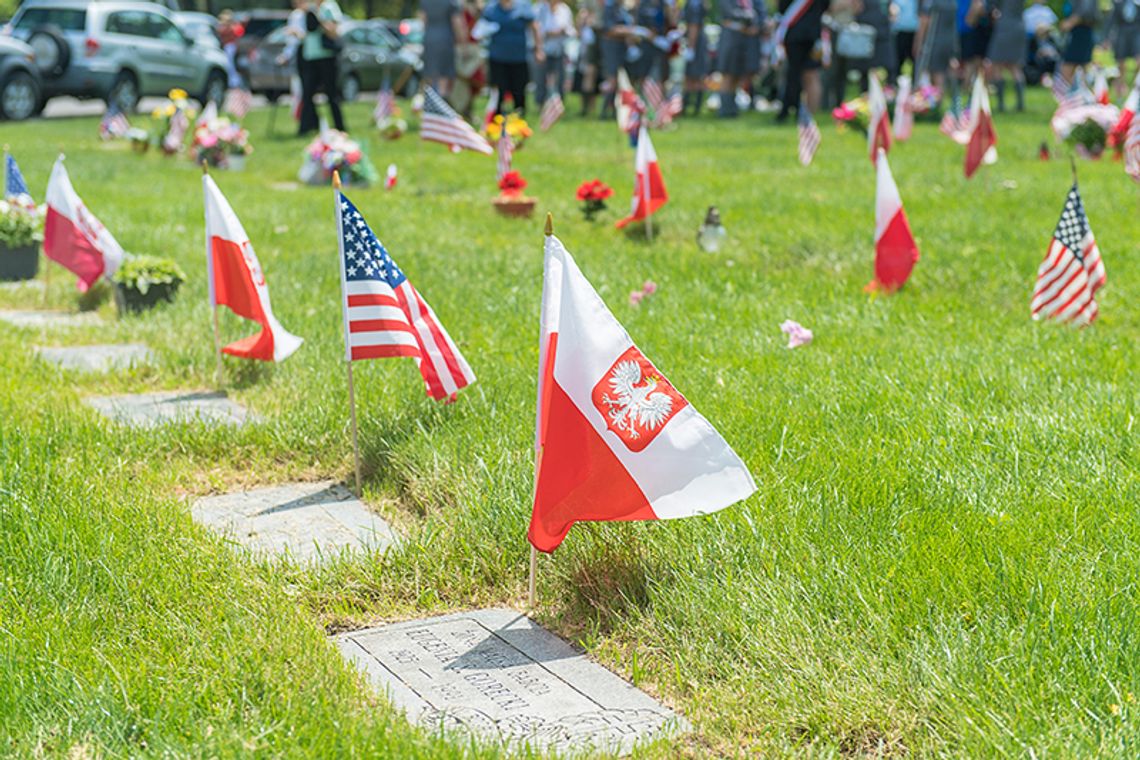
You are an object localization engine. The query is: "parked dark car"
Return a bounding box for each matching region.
[248,21,420,102]
[0,35,41,120]
[233,9,289,81]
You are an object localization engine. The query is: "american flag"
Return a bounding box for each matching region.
[421,86,492,154]
[1031,183,1106,326]
[540,93,565,131]
[1126,112,1140,182]
[483,87,500,130]
[223,88,253,120]
[939,106,970,144]
[163,109,189,152]
[1051,71,1071,103]
[797,107,820,166]
[374,85,394,124]
[642,78,681,127]
[5,153,30,199]
[496,130,512,180]
[336,190,476,399]
[99,107,130,140]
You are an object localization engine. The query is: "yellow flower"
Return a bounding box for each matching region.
[164,104,175,117]
[1110,704,1121,716]
[169,88,187,101]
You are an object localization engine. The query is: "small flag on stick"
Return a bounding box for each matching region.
[869,148,919,292]
[797,106,821,166]
[44,156,123,291]
[4,151,30,200]
[867,73,891,163]
[223,88,252,120]
[1031,182,1106,326]
[335,188,476,399]
[615,125,667,229]
[964,76,997,179]
[421,86,493,154]
[100,107,131,140]
[496,130,513,180]
[540,92,565,131]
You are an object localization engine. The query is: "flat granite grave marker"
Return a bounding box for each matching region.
[85,391,250,427]
[35,344,153,373]
[336,608,688,755]
[192,481,397,561]
[0,310,100,329]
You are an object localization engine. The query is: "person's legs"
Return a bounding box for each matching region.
[318,57,345,131]
[509,61,529,114]
[802,66,822,113]
[298,59,319,134]
[1009,63,1025,111]
[782,39,808,118]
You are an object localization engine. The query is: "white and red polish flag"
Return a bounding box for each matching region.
[615,124,667,229]
[529,234,756,552]
[867,73,891,163]
[203,174,303,362]
[483,87,500,130]
[868,148,919,292]
[964,76,997,179]
[1094,69,1110,105]
[44,156,124,292]
[336,190,475,400]
[616,68,645,137]
[893,75,914,142]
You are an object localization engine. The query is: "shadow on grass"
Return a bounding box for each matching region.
[563,536,658,635]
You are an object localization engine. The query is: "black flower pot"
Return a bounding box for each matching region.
[114,281,180,315]
[0,243,40,282]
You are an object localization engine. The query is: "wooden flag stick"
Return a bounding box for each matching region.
[528,213,555,608]
[333,170,363,498]
[203,161,224,388]
[642,133,654,242]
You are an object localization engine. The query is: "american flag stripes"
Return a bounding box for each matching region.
[336,190,475,399]
[421,86,493,155]
[540,93,565,131]
[99,108,130,140]
[496,131,512,180]
[939,107,970,145]
[1031,183,1106,326]
[797,107,820,166]
[1051,72,1071,103]
[642,78,681,127]
[374,86,394,125]
[223,88,253,120]
[1125,110,1140,182]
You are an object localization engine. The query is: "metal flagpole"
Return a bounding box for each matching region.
[529,212,555,608]
[202,162,224,388]
[333,170,364,499]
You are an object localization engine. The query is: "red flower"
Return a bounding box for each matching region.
[499,171,527,194]
[576,179,613,202]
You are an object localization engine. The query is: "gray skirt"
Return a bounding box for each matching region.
[423,26,457,79]
[987,17,1027,63]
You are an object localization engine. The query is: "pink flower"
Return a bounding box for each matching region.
[629,290,644,306]
[642,280,657,295]
[780,319,813,349]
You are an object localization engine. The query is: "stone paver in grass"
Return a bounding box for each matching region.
[85,391,251,428]
[336,608,688,755]
[0,280,46,292]
[192,481,398,562]
[0,310,100,329]
[35,344,153,373]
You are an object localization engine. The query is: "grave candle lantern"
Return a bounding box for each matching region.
[697,206,726,253]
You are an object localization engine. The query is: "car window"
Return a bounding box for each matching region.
[242,17,285,37]
[105,10,148,36]
[146,13,185,43]
[344,28,367,44]
[366,30,391,48]
[13,7,87,32]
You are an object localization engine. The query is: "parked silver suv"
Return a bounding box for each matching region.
[4,0,229,112]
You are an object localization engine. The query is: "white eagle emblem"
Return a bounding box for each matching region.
[600,360,674,440]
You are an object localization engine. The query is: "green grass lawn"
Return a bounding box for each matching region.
[3,89,1140,757]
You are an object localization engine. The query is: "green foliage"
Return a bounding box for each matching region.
[0,202,42,249]
[111,254,186,295]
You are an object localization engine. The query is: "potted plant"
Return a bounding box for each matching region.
[492,171,536,218]
[576,179,613,221]
[192,116,252,170]
[112,255,185,314]
[0,197,43,281]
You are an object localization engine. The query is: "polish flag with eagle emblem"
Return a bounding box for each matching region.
[867,73,891,163]
[529,234,756,553]
[44,155,124,292]
[203,174,303,362]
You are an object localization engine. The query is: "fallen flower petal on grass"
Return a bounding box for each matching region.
[780,320,813,348]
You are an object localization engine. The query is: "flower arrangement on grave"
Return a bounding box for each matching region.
[192,115,252,169]
[111,254,185,315]
[485,113,532,150]
[492,170,536,217]
[298,130,378,186]
[1053,103,1119,159]
[832,96,870,134]
[906,84,942,120]
[151,88,197,155]
[377,103,407,140]
[576,179,613,221]
[0,195,45,281]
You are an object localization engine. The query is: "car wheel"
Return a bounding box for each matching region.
[27,26,70,79]
[0,70,40,121]
[108,71,140,113]
[202,70,226,106]
[342,73,360,103]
